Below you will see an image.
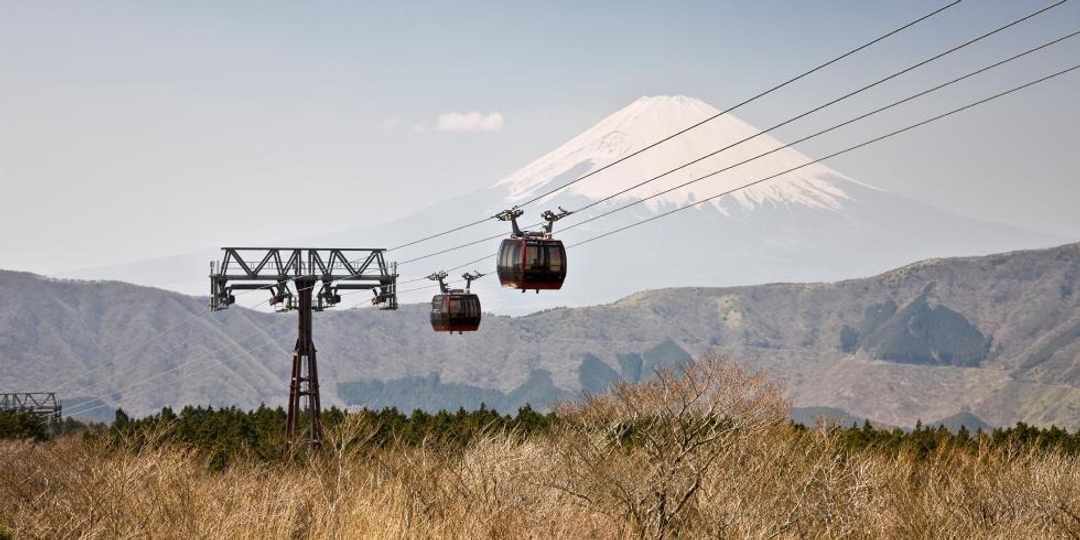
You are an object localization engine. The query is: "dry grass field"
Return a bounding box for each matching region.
[3,355,1078,539]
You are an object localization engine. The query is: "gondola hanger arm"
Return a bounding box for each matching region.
[541,207,573,234]
[462,271,485,292]
[495,207,526,237]
[427,271,450,294]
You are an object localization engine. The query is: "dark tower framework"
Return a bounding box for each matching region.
[0,392,62,423]
[210,248,397,450]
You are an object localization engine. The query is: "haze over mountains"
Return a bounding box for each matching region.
[21,95,1075,429]
[6,242,1079,429]
[60,96,1068,314]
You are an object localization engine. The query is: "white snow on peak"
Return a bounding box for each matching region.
[494,95,860,212]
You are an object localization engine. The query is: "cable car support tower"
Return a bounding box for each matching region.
[210,248,397,450]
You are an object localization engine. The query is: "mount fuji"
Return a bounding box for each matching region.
[63,95,1067,313]
[494,94,854,213]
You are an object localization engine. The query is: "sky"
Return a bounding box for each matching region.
[1,0,1078,274]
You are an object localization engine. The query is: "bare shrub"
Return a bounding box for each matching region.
[550,351,789,538]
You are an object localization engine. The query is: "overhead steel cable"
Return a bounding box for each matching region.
[42,2,1007,401]
[559,29,1080,234]
[566,2,1069,217]
[53,310,206,392]
[63,283,320,417]
[62,278,328,403]
[400,252,498,286]
[387,216,494,252]
[64,333,293,419]
[566,64,1080,250]
[397,230,507,266]
[338,252,499,307]
[510,1,963,208]
[52,272,316,394]
[59,7,1054,380]
[62,295,277,400]
[53,3,1042,396]
[384,62,1079,304]
[381,1,1065,273]
[381,1,960,254]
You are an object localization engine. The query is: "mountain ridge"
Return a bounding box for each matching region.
[5,241,1079,429]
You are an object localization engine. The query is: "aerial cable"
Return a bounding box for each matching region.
[52,274,299,394]
[293,4,1062,300]
[383,62,1079,305]
[511,0,962,208]
[63,284,310,417]
[64,277,327,402]
[377,3,1066,273]
[340,277,454,302]
[397,230,507,266]
[63,295,279,399]
[387,216,494,252]
[567,2,1069,217]
[559,29,1080,235]
[339,275,470,310]
[399,252,498,288]
[63,321,291,416]
[56,270,319,393]
[567,64,1080,250]
[64,334,293,419]
[338,252,499,308]
[65,279,336,413]
[381,1,960,254]
[53,310,206,392]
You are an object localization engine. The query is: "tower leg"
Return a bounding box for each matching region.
[286,278,323,450]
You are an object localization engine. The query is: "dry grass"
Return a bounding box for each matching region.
[2,355,1078,539]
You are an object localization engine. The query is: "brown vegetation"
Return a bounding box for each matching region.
[2,353,1078,538]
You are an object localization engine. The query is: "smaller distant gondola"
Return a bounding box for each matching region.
[495,207,571,293]
[428,271,483,333]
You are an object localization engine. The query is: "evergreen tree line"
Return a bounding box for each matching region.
[104,403,556,468]
[818,418,1080,458]
[4,405,1080,468]
[0,409,89,442]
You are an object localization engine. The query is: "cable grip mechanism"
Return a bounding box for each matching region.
[495,207,526,237]
[541,206,572,234]
[462,271,484,291]
[427,271,450,294]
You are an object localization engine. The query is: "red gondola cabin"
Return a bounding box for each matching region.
[496,237,566,291]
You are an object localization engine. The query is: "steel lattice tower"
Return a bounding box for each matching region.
[210,248,397,450]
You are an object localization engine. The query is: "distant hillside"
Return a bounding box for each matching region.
[335,340,691,414]
[2,242,1079,429]
[929,411,993,434]
[789,407,869,429]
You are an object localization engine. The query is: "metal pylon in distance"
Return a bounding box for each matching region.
[209,247,398,451]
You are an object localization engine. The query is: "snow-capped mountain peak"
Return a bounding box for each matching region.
[494,95,855,213]
[56,94,1063,317]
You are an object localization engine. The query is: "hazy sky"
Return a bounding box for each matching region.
[2,1,1078,274]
